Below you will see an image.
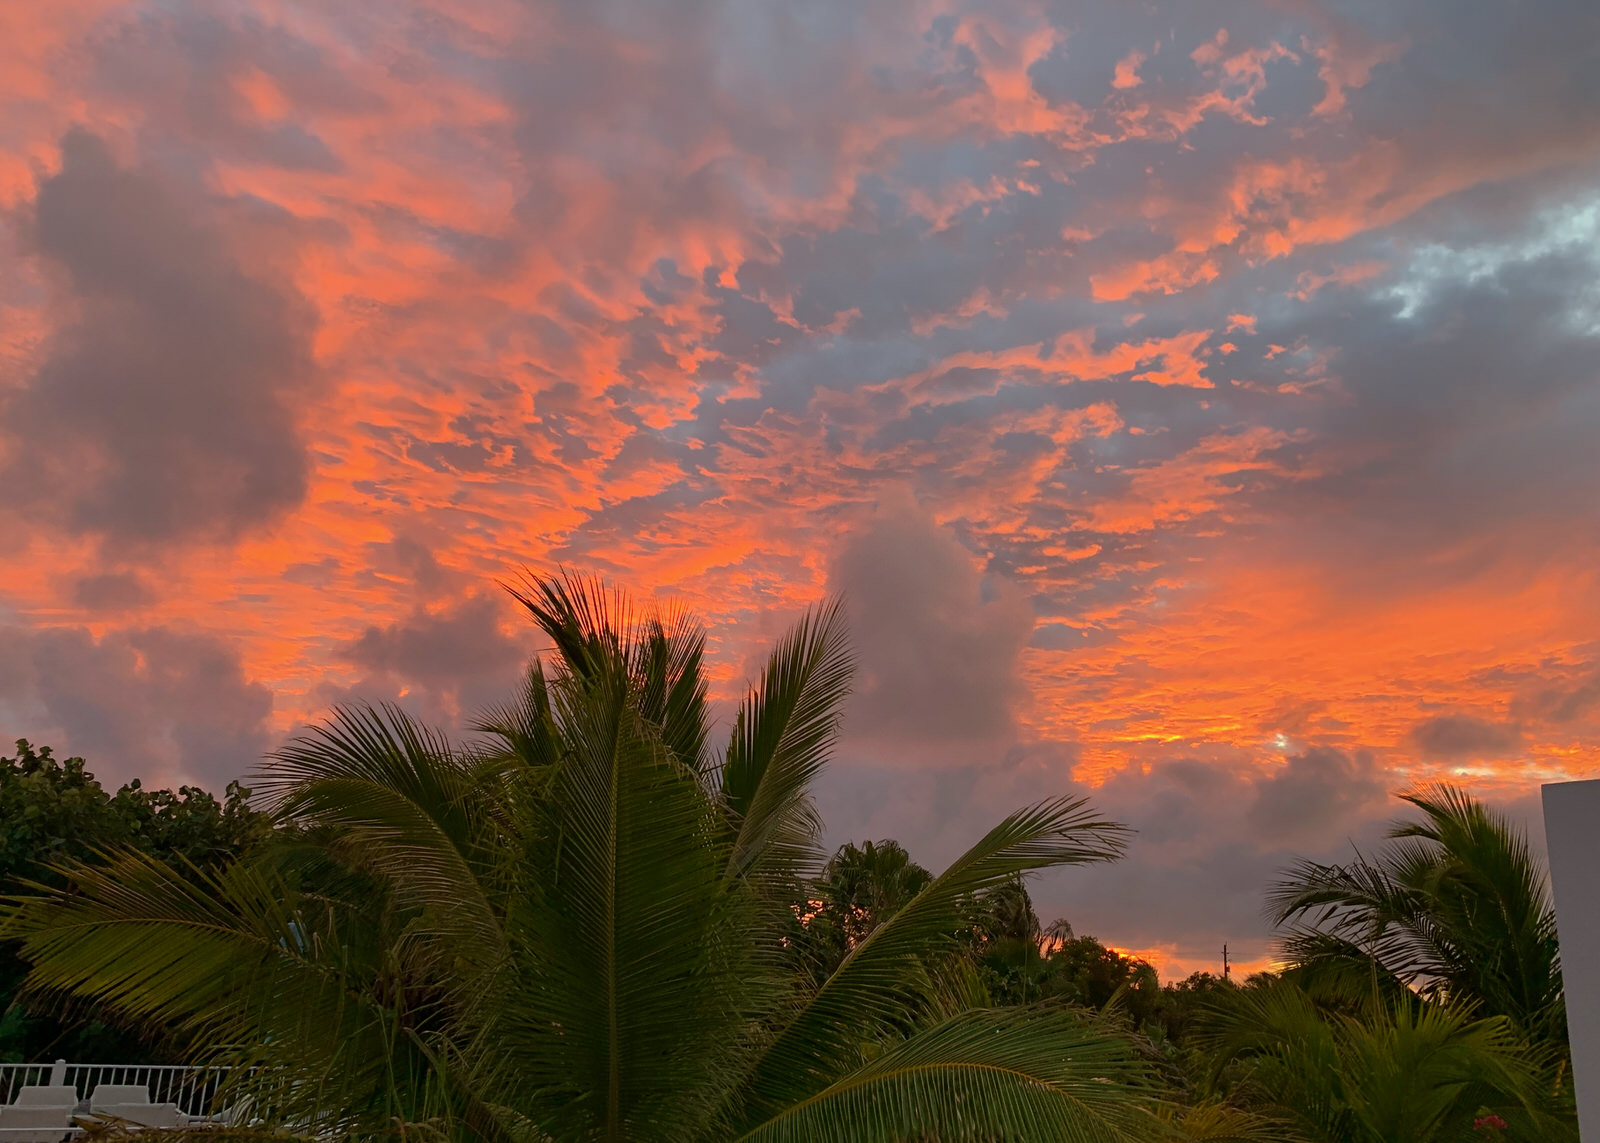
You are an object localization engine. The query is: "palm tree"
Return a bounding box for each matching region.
[785,839,933,982]
[1267,786,1565,1049]
[1196,978,1572,1142]
[2,574,1159,1142]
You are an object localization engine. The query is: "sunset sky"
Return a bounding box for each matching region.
[3,0,1599,974]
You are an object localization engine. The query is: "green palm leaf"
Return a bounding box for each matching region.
[733,1006,1154,1143]
[720,596,852,883]
[2,849,458,1134]
[736,795,1130,1121]
[264,704,510,978]
[636,602,713,774]
[1269,784,1564,1046]
[483,621,761,1143]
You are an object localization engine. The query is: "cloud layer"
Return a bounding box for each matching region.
[2,0,1598,971]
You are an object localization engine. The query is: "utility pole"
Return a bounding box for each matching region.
[1222,943,1230,981]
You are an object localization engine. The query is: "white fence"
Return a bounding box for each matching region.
[0,1061,234,1118]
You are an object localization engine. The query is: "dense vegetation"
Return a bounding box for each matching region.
[0,741,269,1061]
[0,575,1578,1140]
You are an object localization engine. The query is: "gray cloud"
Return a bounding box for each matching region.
[352,534,463,600]
[817,739,1398,972]
[827,492,1035,748]
[1512,661,1600,726]
[71,572,155,613]
[0,624,273,790]
[322,592,533,732]
[807,499,1400,968]
[88,5,373,172]
[1410,713,1524,760]
[2,129,317,547]
[1247,746,1387,845]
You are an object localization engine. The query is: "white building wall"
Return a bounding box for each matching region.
[1544,779,1600,1140]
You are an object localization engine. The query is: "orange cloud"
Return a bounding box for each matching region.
[1111,50,1146,90]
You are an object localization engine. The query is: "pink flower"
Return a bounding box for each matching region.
[1474,1114,1508,1133]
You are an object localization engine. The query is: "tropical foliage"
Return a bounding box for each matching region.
[1196,978,1570,1141]
[0,740,269,1061]
[1268,785,1564,1049]
[2,576,1159,1142]
[0,577,1578,1142]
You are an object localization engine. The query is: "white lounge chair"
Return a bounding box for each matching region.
[87,1085,180,1130]
[0,1085,77,1143]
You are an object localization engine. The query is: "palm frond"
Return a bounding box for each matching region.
[735,795,1129,1120]
[503,570,633,685]
[635,602,713,774]
[1337,1001,1571,1142]
[1,849,458,1135]
[720,597,853,884]
[1269,784,1564,1045]
[489,644,762,1143]
[1150,1101,1299,1143]
[475,661,564,773]
[263,705,509,978]
[1199,976,1575,1142]
[732,1006,1154,1143]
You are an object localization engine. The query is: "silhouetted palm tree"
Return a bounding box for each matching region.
[4,574,1156,1143]
[1268,785,1564,1048]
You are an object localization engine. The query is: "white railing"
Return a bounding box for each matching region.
[0,1061,234,1117]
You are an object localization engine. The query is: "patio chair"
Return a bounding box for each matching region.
[0,1085,77,1143]
[86,1085,180,1130]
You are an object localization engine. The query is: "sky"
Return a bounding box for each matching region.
[2,0,1599,975]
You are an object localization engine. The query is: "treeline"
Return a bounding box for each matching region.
[791,837,1213,1040]
[0,750,1186,1065]
[0,740,271,1062]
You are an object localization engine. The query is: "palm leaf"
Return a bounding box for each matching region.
[720,596,853,883]
[2,849,458,1135]
[262,704,510,982]
[1150,1102,1298,1143]
[475,661,564,774]
[734,795,1129,1122]
[733,1005,1154,1143]
[486,639,761,1143]
[635,603,713,774]
[1269,784,1564,1045]
[503,570,635,687]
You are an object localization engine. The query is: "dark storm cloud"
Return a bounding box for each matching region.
[1410,713,1524,760]
[71,572,155,613]
[827,493,1034,745]
[325,593,533,731]
[2,130,317,546]
[1224,220,1600,597]
[0,624,273,789]
[1247,745,1387,843]
[87,4,375,172]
